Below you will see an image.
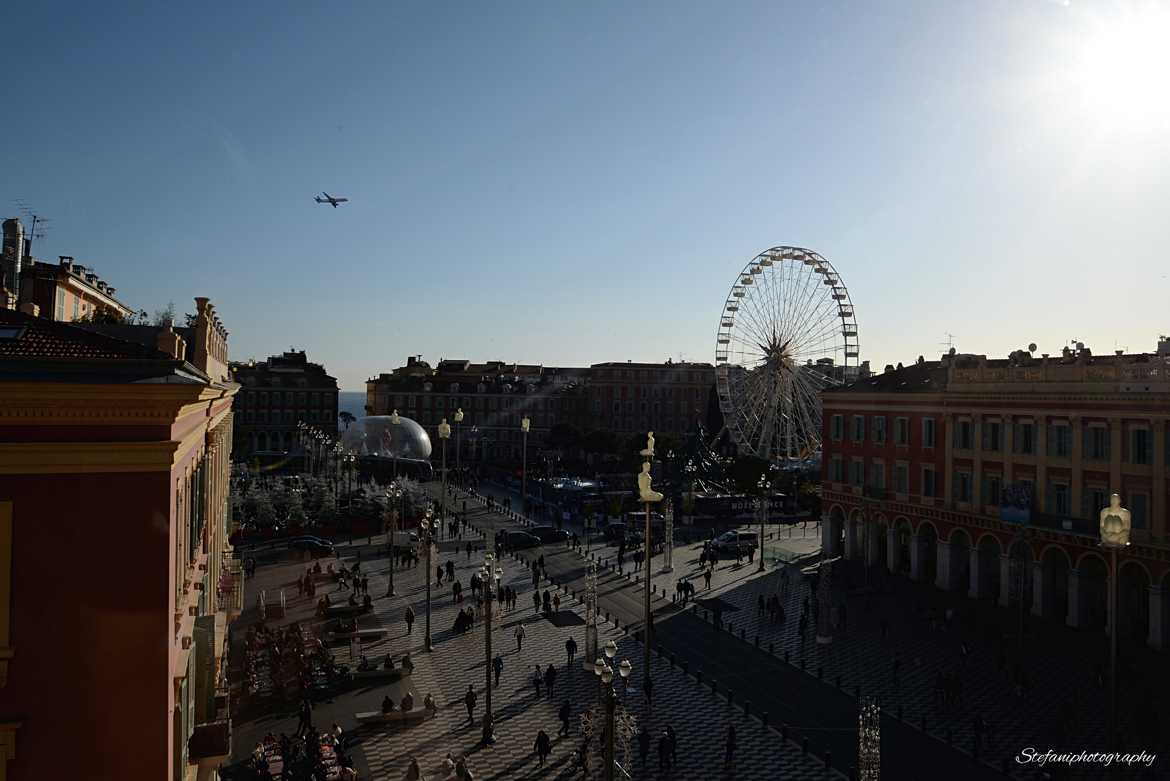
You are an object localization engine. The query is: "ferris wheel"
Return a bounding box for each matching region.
[714,246,859,462]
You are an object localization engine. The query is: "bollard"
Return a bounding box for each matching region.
[823,751,831,770]
[849,766,858,781]
[801,737,808,755]
[624,625,629,635]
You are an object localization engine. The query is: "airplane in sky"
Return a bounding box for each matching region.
[314,192,349,208]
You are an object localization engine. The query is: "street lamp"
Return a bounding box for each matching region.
[593,640,630,781]
[390,410,401,481]
[481,554,503,745]
[420,508,436,651]
[521,415,530,523]
[757,471,769,572]
[454,408,464,488]
[438,418,451,530]
[618,658,632,699]
[1099,492,1131,747]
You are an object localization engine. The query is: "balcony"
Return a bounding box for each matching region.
[188,720,231,770]
[862,484,887,501]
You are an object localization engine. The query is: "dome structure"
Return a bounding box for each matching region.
[341,415,433,461]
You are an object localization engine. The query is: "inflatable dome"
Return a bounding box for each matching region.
[340,415,433,461]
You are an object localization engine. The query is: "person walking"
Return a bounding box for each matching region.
[514,623,526,652]
[558,701,572,737]
[638,726,651,770]
[657,731,672,771]
[436,565,444,587]
[405,605,415,635]
[553,593,561,614]
[757,593,765,617]
[295,696,313,736]
[493,653,504,688]
[464,684,477,725]
[545,663,557,698]
[724,725,737,768]
[565,636,577,668]
[534,729,552,766]
[666,724,678,766]
[446,560,455,583]
[466,541,473,561]
[703,567,712,590]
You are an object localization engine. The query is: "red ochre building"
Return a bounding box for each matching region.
[0,297,239,780]
[820,343,1170,651]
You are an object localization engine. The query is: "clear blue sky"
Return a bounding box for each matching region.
[3,1,1168,389]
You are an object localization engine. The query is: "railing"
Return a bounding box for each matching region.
[218,560,244,615]
[188,719,231,762]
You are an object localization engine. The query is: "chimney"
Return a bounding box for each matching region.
[106,287,116,297]
[96,280,107,292]
[2,219,24,300]
[156,323,186,361]
[59,256,74,271]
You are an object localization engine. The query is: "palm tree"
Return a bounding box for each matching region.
[338,411,357,430]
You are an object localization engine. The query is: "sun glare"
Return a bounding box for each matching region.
[1071,4,1170,133]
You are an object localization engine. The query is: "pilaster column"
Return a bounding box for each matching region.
[1004,418,1014,486]
[972,414,983,507]
[1066,569,1084,628]
[935,541,954,591]
[844,517,858,560]
[1030,561,1045,617]
[1036,419,1048,511]
[968,547,983,599]
[1153,420,1166,542]
[886,527,899,573]
[998,555,1013,608]
[1148,585,1167,650]
[944,413,955,507]
[910,533,923,581]
[1070,414,1083,519]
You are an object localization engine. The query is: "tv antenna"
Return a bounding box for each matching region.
[939,333,956,352]
[12,200,50,253]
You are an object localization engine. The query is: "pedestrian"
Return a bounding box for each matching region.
[533,665,543,698]
[493,653,504,687]
[464,685,477,725]
[757,593,765,617]
[532,591,541,614]
[637,726,651,768]
[724,724,737,768]
[297,573,304,597]
[657,731,672,771]
[666,724,677,766]
[703,568,712,590]
[295,697,313,735]
[534,729,552,766]
[515,623,526,652]
[405,605,415,635]
[565,636,577,667]
[542,590,552,616]
[747,545,755,564]
[466,541,473,561]
[361,575,369,595]
[446,560,455,582]
[436,565,444,586]
[558,701,572,737]
[553,593,561,614]
[545,663,557,698]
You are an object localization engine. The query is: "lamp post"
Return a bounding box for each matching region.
[385,485,401,597]
[1098,492,1131,747]
[454,408,464,488]
[439,418,451,530]
[661,500,673,573]
[481,554,503,745]
[390,410,401,481]
[420,508,436,651]
[593,640,630,781]
[333,443,343,511]
[757,471,769,572]
[521,416,530,523]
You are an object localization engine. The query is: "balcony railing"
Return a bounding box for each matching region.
[218,560,244,615]
[188,719,231,764]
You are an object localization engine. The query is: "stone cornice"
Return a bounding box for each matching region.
[0,384,228,427]
[0,441,181,474]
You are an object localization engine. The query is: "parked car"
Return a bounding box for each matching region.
[602,523,643,544]
[497,529,541,550]
[290,537,335,557]
[711,531,758,554]
[529,525,570,545]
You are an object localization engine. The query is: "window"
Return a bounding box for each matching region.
[922,418,936,448]
[1130,429,1151,465]
[849,459,865,487]
[72,296,79,320]
[983,474,1002,507]
[894,417,909,446]
[1013,422,1035,455]
[871,462,886,491]
[922,466,937,497]
[829,456,844,482]
[982,421,1002,452]
[1130,492,1148,529]
[872,416,887,445]
[894,462,909,493]
[830,415,844,442]
[55,288,65,321]
[851,416,865,443]
[954,471,972,502]
[1047,482,1070,516]
[1086,426,1110,460]
[955,420,973,449]
[1047,423,1072,458]
[1085,487,1109,520]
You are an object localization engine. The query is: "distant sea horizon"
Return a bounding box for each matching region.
[339,390,366,420]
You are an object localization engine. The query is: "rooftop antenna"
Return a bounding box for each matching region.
[12,200,50,257]
[939,333,956,352]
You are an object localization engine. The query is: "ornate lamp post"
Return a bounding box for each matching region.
[385,485,402,597]
[1099,492,1131,746]
[333,442,343,511]
[584,558,599,667]
[521,415,530,522]
[390,409,401,481]
[637,432,661,689]
[420,507,436,651]
[661,500,674,573]
[757,471,769,572]
[480,553,503,744]
[454,407,464,488]
[593,640,632,781]
[438,418,451,528]
[858,697,881,780]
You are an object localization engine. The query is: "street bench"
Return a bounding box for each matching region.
[355,708,430,726]
[326,603,368,617]
[350,668,406,683]
[326,628,386,642]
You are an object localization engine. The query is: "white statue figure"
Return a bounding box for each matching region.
[640,431,656,458]
[638,462,663,503]
[1099,493,1131,547]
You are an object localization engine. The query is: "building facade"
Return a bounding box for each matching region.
[0,297,239,781]
[230,351,339,459]
[821,344,1170,650]
[2,218,135,322]
[366,357,589,463]
[586,360,715,437]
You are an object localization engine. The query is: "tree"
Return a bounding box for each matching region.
[338,411,357,430]
[583,430,618,456]
[727,455,770,495]
[152,301,177,326]
[76,305,127,324]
